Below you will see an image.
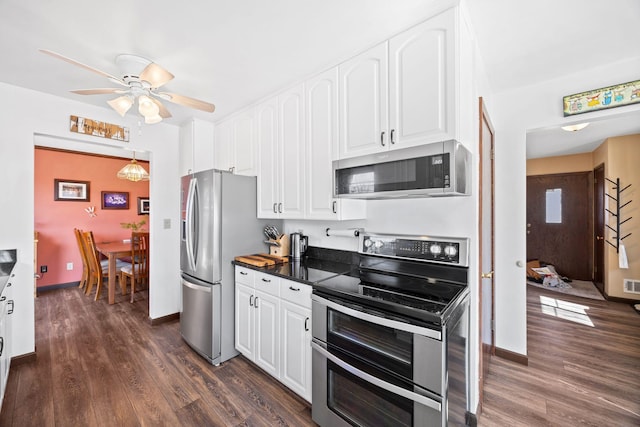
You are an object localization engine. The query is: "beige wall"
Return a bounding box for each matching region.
[526,152,593,176]
[600,134,640,299]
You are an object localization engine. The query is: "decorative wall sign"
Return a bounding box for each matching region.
[54,179,90,201]
[563,79,640,116]
[101,191,129,210]
[70,115,130,141]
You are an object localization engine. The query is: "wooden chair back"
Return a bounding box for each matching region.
[121,231,149,303]
[83,231,106,300]
[73,228,90,292]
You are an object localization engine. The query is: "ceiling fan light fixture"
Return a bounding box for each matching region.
[138,95,160,118]
[107,95,134,117]
[561,122,590,132]
[145,114,163,124]
[117,152,150,182]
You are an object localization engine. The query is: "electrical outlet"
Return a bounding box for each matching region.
[40,265,47,273]
[66,262,73,271]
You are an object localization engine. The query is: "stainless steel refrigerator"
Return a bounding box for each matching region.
[180,169,276,365]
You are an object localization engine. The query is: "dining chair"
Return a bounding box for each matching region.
[120,231,149,303]
[83,231,130,301]
[73,228,90,292]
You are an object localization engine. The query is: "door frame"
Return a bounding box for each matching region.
[477,97,496,411]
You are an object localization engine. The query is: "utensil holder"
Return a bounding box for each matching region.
[269,234,290,257]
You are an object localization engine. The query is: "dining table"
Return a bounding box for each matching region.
[95,241,131,304]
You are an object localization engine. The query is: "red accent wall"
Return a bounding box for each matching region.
[34,148,150,288]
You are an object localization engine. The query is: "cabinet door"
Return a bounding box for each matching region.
[278,85,305,218]
[338,41,389,159]
[233,110,257,176]
[192,118,215,173]
[178,120,195,176]
[234,282,254,359]
[256,97,280,218]
[389,9,455,148]
[214,120,234,172]
[305,68,339,219]
[280,301,311,402]
[254,290,280,377]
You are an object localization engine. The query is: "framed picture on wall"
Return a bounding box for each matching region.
[137,197,150,215]
[101,191,129,210]
[54,179,90,201]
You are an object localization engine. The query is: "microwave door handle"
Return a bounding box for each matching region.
[311,294,441,340]
[311,341,441,412]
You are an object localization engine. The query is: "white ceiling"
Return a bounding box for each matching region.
[1,0,639,158]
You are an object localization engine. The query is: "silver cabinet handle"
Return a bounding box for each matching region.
[273,203,277,213]
[278,203,282,213]
[390,129,395,144]
[249,295,254,307]
[289,286,300,292]
[254,297,259,308]
[380,131,386,147]
[304,317,309,331]
[311,294,441,340]
[332,201,337,214]
[7,300,14,315]
[311,341,441,411]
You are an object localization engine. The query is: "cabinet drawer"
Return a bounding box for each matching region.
[235,266,255,284]
[280,279,312,308]
[255,272,280,297]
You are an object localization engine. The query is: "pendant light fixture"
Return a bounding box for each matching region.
[117,151,150,182]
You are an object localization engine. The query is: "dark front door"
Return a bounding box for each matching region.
[593,164,605,292]
[526,172,593,280]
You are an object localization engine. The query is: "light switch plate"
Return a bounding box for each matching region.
[164,218,171,229]
[66,262,73,270]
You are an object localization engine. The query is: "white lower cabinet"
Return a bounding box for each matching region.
[234,266,312,402]
[235,268,280,378]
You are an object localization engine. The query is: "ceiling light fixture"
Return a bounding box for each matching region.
[561,122,590,132]
[107,95,134,117]
[117,152,150,182]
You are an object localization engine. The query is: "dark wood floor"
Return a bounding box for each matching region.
[478,284,640,426]
[3,283,639,426]
[0,287,315,427]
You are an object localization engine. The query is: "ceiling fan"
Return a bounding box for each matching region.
[39,49,215,124]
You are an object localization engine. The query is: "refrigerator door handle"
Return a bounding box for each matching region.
[185,177,198,271]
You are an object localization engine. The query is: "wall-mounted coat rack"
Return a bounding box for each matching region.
[605,177,632,253]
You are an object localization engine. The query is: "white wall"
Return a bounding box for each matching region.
[0,82,181,357]
[490,56,640,355]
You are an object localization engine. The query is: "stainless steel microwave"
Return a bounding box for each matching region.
[333,140,470,199]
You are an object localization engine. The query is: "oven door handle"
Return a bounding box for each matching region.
[311,341,441,412]
[312,294,441,340]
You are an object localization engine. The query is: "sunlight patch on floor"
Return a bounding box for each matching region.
[539,295,594,327]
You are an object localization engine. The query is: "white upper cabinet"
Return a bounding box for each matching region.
[179,118,215,176]
[257,86,305,219]
[256,97,280,218]
[305,68,365,220]
[338,7,456,159]
[338,42,389,159]
[389,10,455,148]
[278,85,305,219]
[213,111,257,176]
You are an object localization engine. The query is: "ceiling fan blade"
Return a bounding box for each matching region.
[150,98,172,119]
[39,49,128,87]
[160,92,215,113]
[71,88,126,95]
[139,63,174,88]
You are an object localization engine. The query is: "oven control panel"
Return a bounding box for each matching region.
[360,233,469,266]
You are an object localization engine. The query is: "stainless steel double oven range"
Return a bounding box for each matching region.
[312,233,471,427]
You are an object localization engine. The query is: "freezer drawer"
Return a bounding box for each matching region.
[180,274,221,365]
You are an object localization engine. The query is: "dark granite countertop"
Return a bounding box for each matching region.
[233,247,359,286]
